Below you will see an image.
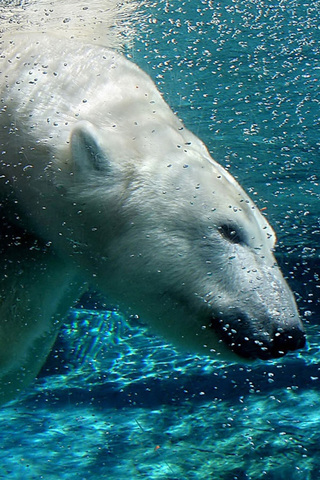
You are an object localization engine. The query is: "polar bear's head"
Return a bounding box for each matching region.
[60,120,305,361]
[0,36,305,363]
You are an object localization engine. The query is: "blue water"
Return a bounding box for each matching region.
[1,0,320,479]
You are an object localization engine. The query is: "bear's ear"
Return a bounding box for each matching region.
[70,121,108,172]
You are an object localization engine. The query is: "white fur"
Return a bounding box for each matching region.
[0,0,304,403]
[0,0,142,48]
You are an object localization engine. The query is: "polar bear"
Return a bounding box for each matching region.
[0,0,305,403]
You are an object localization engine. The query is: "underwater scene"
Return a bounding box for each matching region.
[0,0,320,478]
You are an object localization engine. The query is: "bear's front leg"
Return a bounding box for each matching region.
[0,223,84,404]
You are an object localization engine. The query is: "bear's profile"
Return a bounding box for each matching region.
[0,0,305,403]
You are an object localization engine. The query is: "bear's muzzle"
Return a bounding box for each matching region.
[210,314,306,360]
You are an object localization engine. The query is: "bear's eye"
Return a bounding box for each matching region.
[218,224,246,245]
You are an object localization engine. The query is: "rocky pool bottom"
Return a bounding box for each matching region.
[0,308,319,480]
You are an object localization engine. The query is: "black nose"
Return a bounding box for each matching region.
[212,317,306,360]
[270,326,306,358]
[230,326,306,360]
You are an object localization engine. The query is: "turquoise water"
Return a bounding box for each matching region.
[1,309,320,479]
[1,0,320,478]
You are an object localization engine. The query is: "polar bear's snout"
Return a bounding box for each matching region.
[211,312,306,360]
[271,325,306,358]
